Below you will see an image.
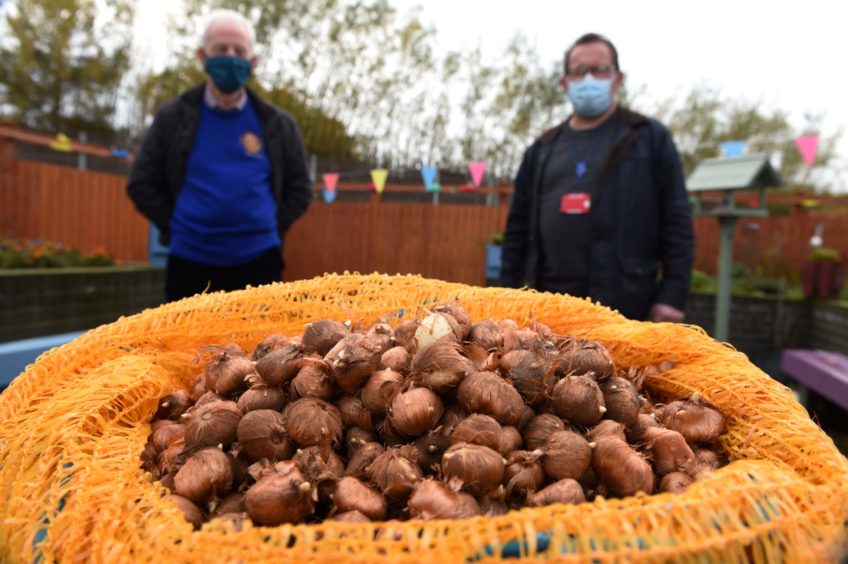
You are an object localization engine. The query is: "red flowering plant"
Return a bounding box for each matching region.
[0,237,114,268]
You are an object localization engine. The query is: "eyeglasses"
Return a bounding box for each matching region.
[567,64,618,78]
[209,43,249,58]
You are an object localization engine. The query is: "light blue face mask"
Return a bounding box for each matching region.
[204,56,252,94]
[567,73,615,117]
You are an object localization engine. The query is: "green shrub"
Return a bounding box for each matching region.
[690,269,716,293]
[690,264,802,298]
[810,247,841,262]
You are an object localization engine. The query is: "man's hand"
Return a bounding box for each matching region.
[650,303,685,323]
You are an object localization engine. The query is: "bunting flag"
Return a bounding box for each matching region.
[371,168,388,194]
[720,140,747,158]
[420,165,438,191]
[48,133,73,153]
[110,148,130,159]
[322,173,339,192]
[468,161,487,187]
[426,182,441,193]
[794,134,819,167]
[323,189,337,203]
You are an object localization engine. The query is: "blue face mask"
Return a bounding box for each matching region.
[204,56,252,94]
[567,73,615,117]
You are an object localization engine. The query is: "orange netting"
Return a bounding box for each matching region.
[1,273,846,563]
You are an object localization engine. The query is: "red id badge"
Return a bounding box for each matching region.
[561,193,591,214]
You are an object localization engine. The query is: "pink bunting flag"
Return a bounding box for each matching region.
[794,134,819,167]
[468,161,487,188]
[322,173,339,192]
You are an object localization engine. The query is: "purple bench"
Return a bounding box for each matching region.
[780,349,848,412]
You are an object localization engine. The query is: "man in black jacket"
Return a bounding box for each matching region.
[127,9,313,301]
[501,33,693,322]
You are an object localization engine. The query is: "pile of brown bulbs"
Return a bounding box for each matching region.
[141,302,726,530]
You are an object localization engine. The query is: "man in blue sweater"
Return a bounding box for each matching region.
[127,9,313,301]
[500,33,693,322]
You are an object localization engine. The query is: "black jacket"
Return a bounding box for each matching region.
[127,84,313,248]
[500,107,693,320]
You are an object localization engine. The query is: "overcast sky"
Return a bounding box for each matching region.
[136,0,847,189]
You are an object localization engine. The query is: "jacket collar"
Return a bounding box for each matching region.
[536,106,649,145]
[181,83,274,121]
[180,84,207,106]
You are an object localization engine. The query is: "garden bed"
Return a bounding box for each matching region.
[0,266,165,343]
[685,292,848,355]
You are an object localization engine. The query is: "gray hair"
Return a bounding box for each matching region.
[201,9,256,53]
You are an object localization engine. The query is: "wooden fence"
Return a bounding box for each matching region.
[3,126,848,286]
[692,212,848,276]
[0,159,149,262]
[283,202,507,285]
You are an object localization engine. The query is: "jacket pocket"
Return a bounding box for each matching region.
[616,256,659,319]
[620,255,658,278]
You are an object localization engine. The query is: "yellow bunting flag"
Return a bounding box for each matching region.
[48,133,73,153]
[371,168,388,194]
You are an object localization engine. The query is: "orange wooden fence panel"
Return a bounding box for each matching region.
[692,214,848,276]
[283,202,508,286]
[1,159,149,262]
[3,150,848,285]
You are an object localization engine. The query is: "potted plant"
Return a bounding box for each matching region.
[800,247,845,300]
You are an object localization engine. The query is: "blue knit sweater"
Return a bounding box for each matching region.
[169,97,279,266]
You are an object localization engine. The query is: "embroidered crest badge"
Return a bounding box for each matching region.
[240,132,263,156]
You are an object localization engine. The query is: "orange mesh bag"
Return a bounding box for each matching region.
[1,273,846,563]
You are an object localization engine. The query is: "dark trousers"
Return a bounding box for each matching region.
[165,246,284,302]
